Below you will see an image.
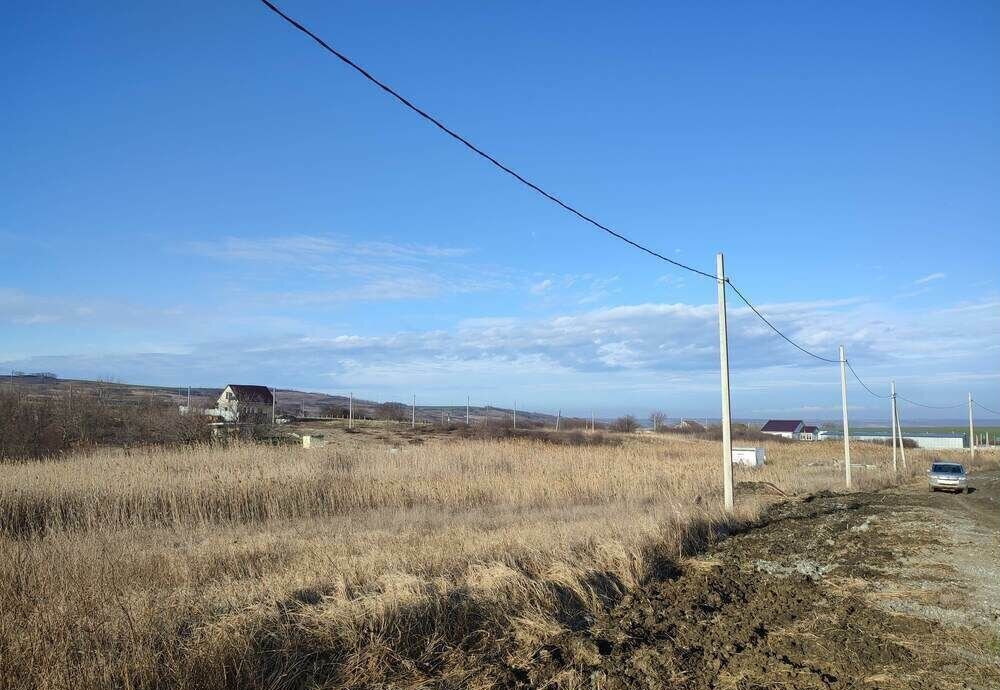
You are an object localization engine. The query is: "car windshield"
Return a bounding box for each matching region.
[930,463,963,474]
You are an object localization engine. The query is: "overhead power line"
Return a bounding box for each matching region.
[897,395,965,410]
[724,281,841,363]
[258,0,986,412]
[258,0,716,280]
[973,400,1000,416]
[845,360,890,399]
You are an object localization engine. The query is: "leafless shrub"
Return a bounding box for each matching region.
[0,392,211,462]
[611,415,639,433]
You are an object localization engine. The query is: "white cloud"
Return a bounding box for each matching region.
[183,234,502,303]
[4,292,997,418]
[914,272,946,285]
[530,279,553,294]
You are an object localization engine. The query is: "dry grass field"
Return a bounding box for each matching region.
[0,428,984,689]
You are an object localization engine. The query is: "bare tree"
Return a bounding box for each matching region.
[612,415,639,433]
[649,410,667,432]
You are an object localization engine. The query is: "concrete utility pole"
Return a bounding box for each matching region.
[187,386,191,410]
[271,387,276,424]
[513,400,517,430]
[466,395,470,426]
[349,392,353,429]
[486,403,490,428]
[716,253,734,512]
[895,402,906,472]
[591,411,595,432]
[839,346,852,489]
[969,393,975,460]
[412,394,416,429]
[890,381,898,474]
[556,410,561,431]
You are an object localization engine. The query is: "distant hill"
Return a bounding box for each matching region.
[2,374,581,427]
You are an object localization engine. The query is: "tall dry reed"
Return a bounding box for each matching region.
[0,434,987,689]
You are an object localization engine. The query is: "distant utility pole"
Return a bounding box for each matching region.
[716,253,734,512]
[187,386,191,410]
[890,381,898,474]
[412,394,416,429]
[839,346,851,489]
[969,393,975,460]
[466,395,470,425]
[271,387,276,424]
[349,392,353,428]
[486,403,490,428]
[591,411,595,432]
[556,410,561,431]
[513,400,517,430]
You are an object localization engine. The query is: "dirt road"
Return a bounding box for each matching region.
[510,471,1000,689]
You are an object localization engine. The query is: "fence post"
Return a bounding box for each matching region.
[716,253,734,511]
[839,346,852,489]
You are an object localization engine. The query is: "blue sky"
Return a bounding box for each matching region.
[2,1,998,421]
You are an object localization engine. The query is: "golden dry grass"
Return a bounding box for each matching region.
[0,431,986,689]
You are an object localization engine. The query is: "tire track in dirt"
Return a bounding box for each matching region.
[500,472,1000,689]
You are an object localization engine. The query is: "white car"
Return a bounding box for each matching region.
[927,462,969,493]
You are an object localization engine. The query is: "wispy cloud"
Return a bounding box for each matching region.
[914,272,946,285]
[184,234,506,303]
[0,289,184,329]
[530,279,553,295]
[525,273,621,305]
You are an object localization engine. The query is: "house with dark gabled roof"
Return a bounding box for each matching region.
[214,384,274,423]
[760,419,805,439]
[674,419,706,432]
[799,425,819,441]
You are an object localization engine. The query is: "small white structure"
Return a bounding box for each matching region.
[302,435,312,449]
[732,447,766,467]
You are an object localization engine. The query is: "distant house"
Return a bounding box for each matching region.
[760,419,805,439]
[213,384,274,423]
[799,425,819,441]
[674,419,706,432]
